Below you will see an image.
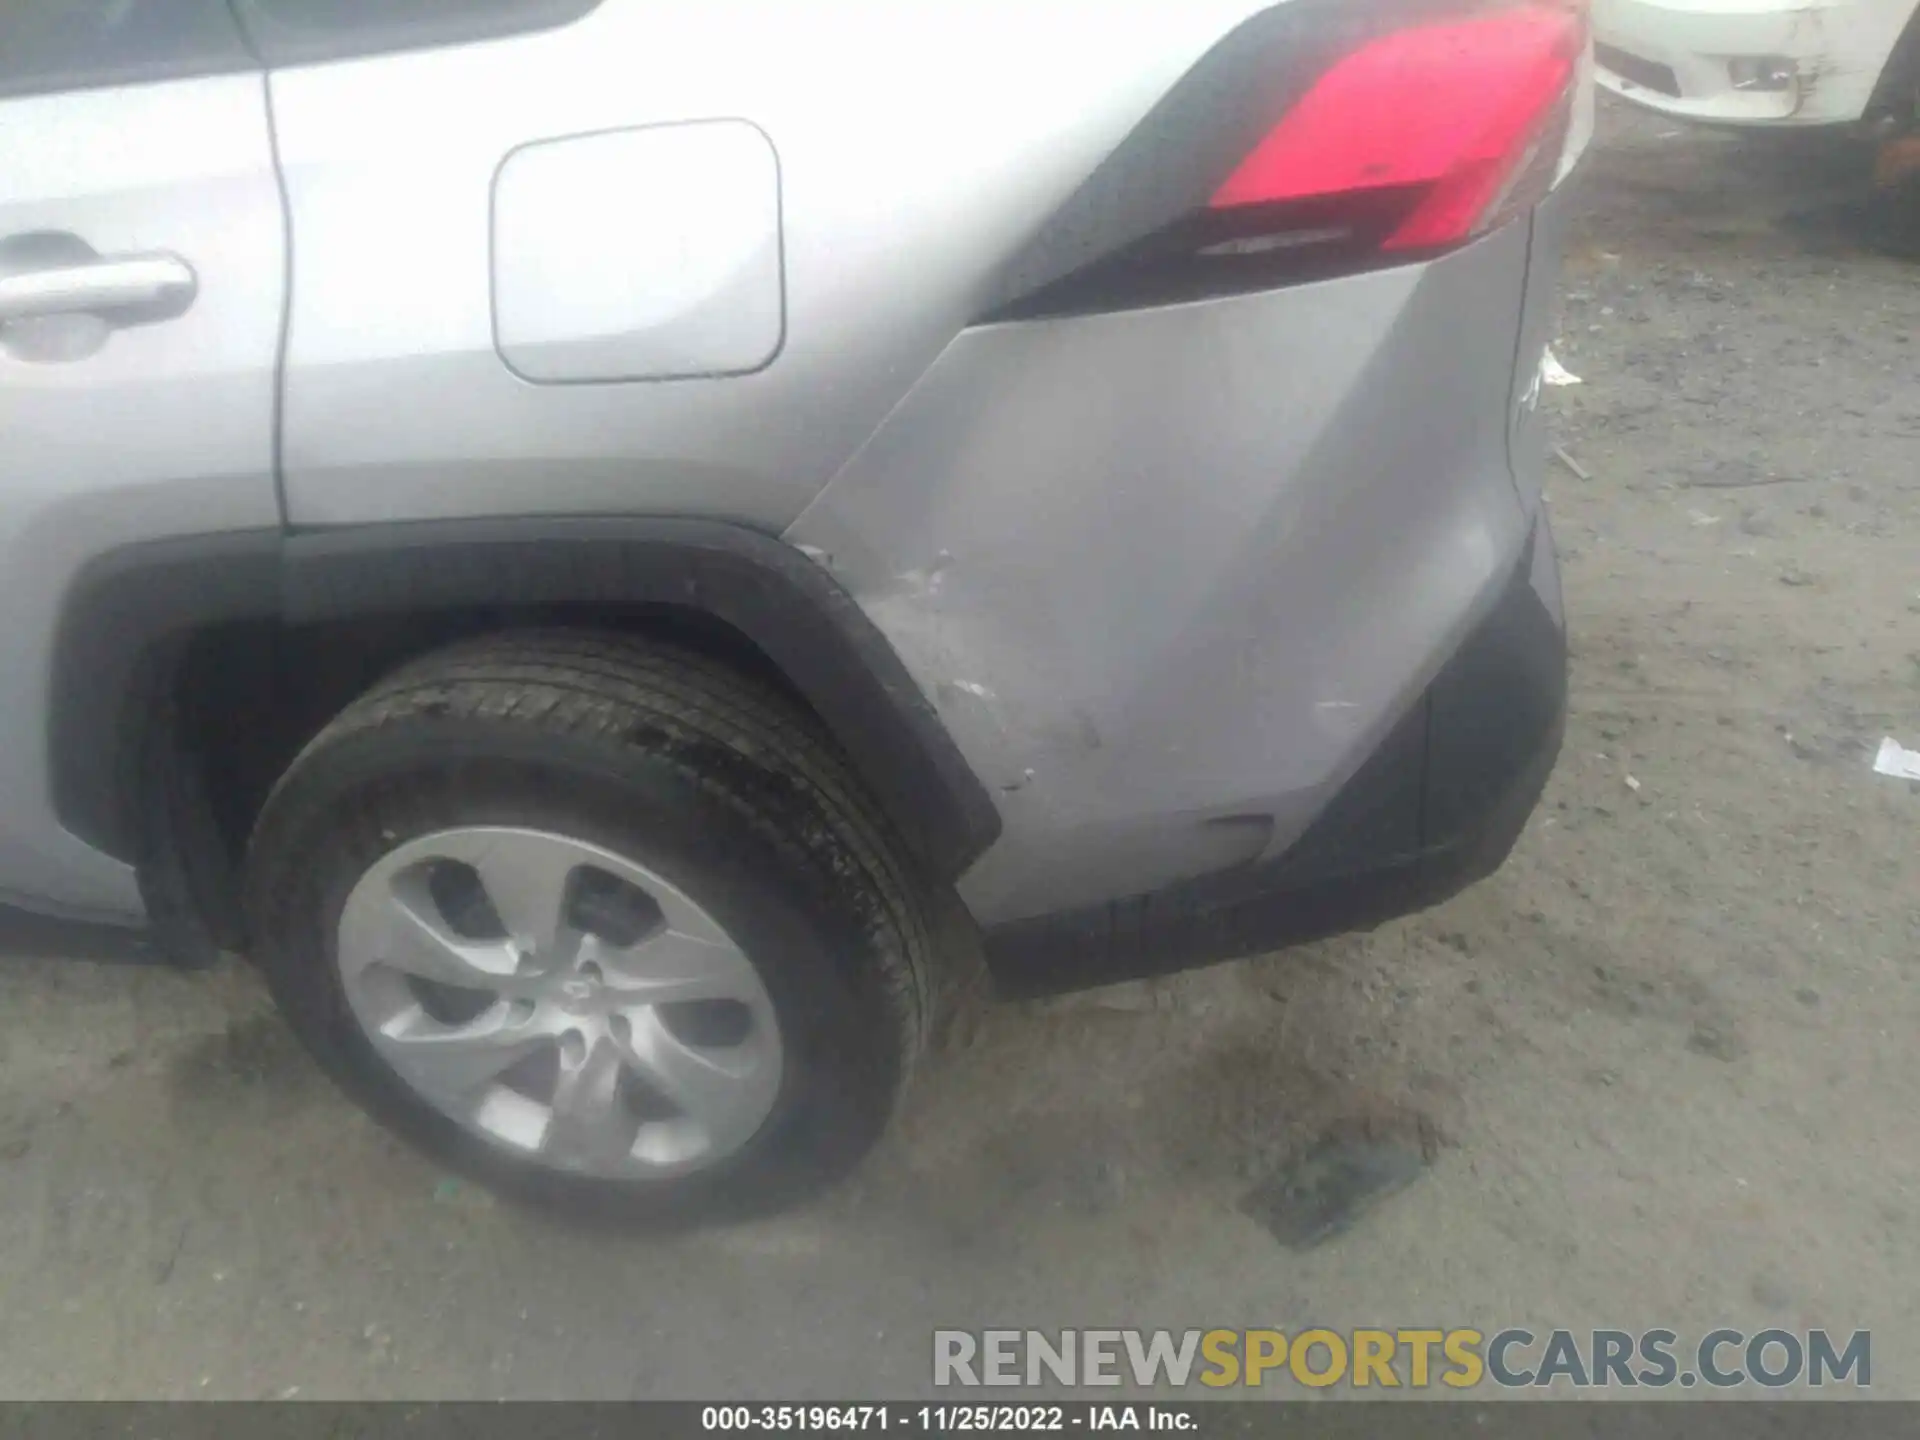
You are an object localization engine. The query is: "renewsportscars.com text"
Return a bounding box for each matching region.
[933,1328,1870,1390]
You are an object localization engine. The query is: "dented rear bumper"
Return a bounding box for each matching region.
[789,216,1550,935]
[986,519,1566,995]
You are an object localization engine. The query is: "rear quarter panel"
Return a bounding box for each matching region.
[271,0,1283,529]
[788,223,1540,924]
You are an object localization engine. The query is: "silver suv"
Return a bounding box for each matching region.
[2,0,1587,1220]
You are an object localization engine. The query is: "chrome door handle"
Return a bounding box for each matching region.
[0,252,196,323]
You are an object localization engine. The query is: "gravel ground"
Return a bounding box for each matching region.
[1,100,1916,1400]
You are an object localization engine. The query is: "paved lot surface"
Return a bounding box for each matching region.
[2,102,1917,1400]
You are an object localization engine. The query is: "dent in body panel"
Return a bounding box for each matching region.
[788,227,1537,925]
[1787,4,1835,116]
[1781,0,1920,117]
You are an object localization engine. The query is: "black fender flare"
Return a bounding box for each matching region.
[51,516,1001,885]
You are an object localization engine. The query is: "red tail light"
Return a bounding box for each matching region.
[989,1,1591,321]
[1212,7,1584,251]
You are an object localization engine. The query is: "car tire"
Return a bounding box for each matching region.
[243,629,947,1225]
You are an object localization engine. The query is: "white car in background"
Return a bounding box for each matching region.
[1595,0,1920,127]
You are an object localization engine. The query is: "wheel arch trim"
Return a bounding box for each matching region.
[50,516,1002,884]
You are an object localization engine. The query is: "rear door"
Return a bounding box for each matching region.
[0,1,284,919]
